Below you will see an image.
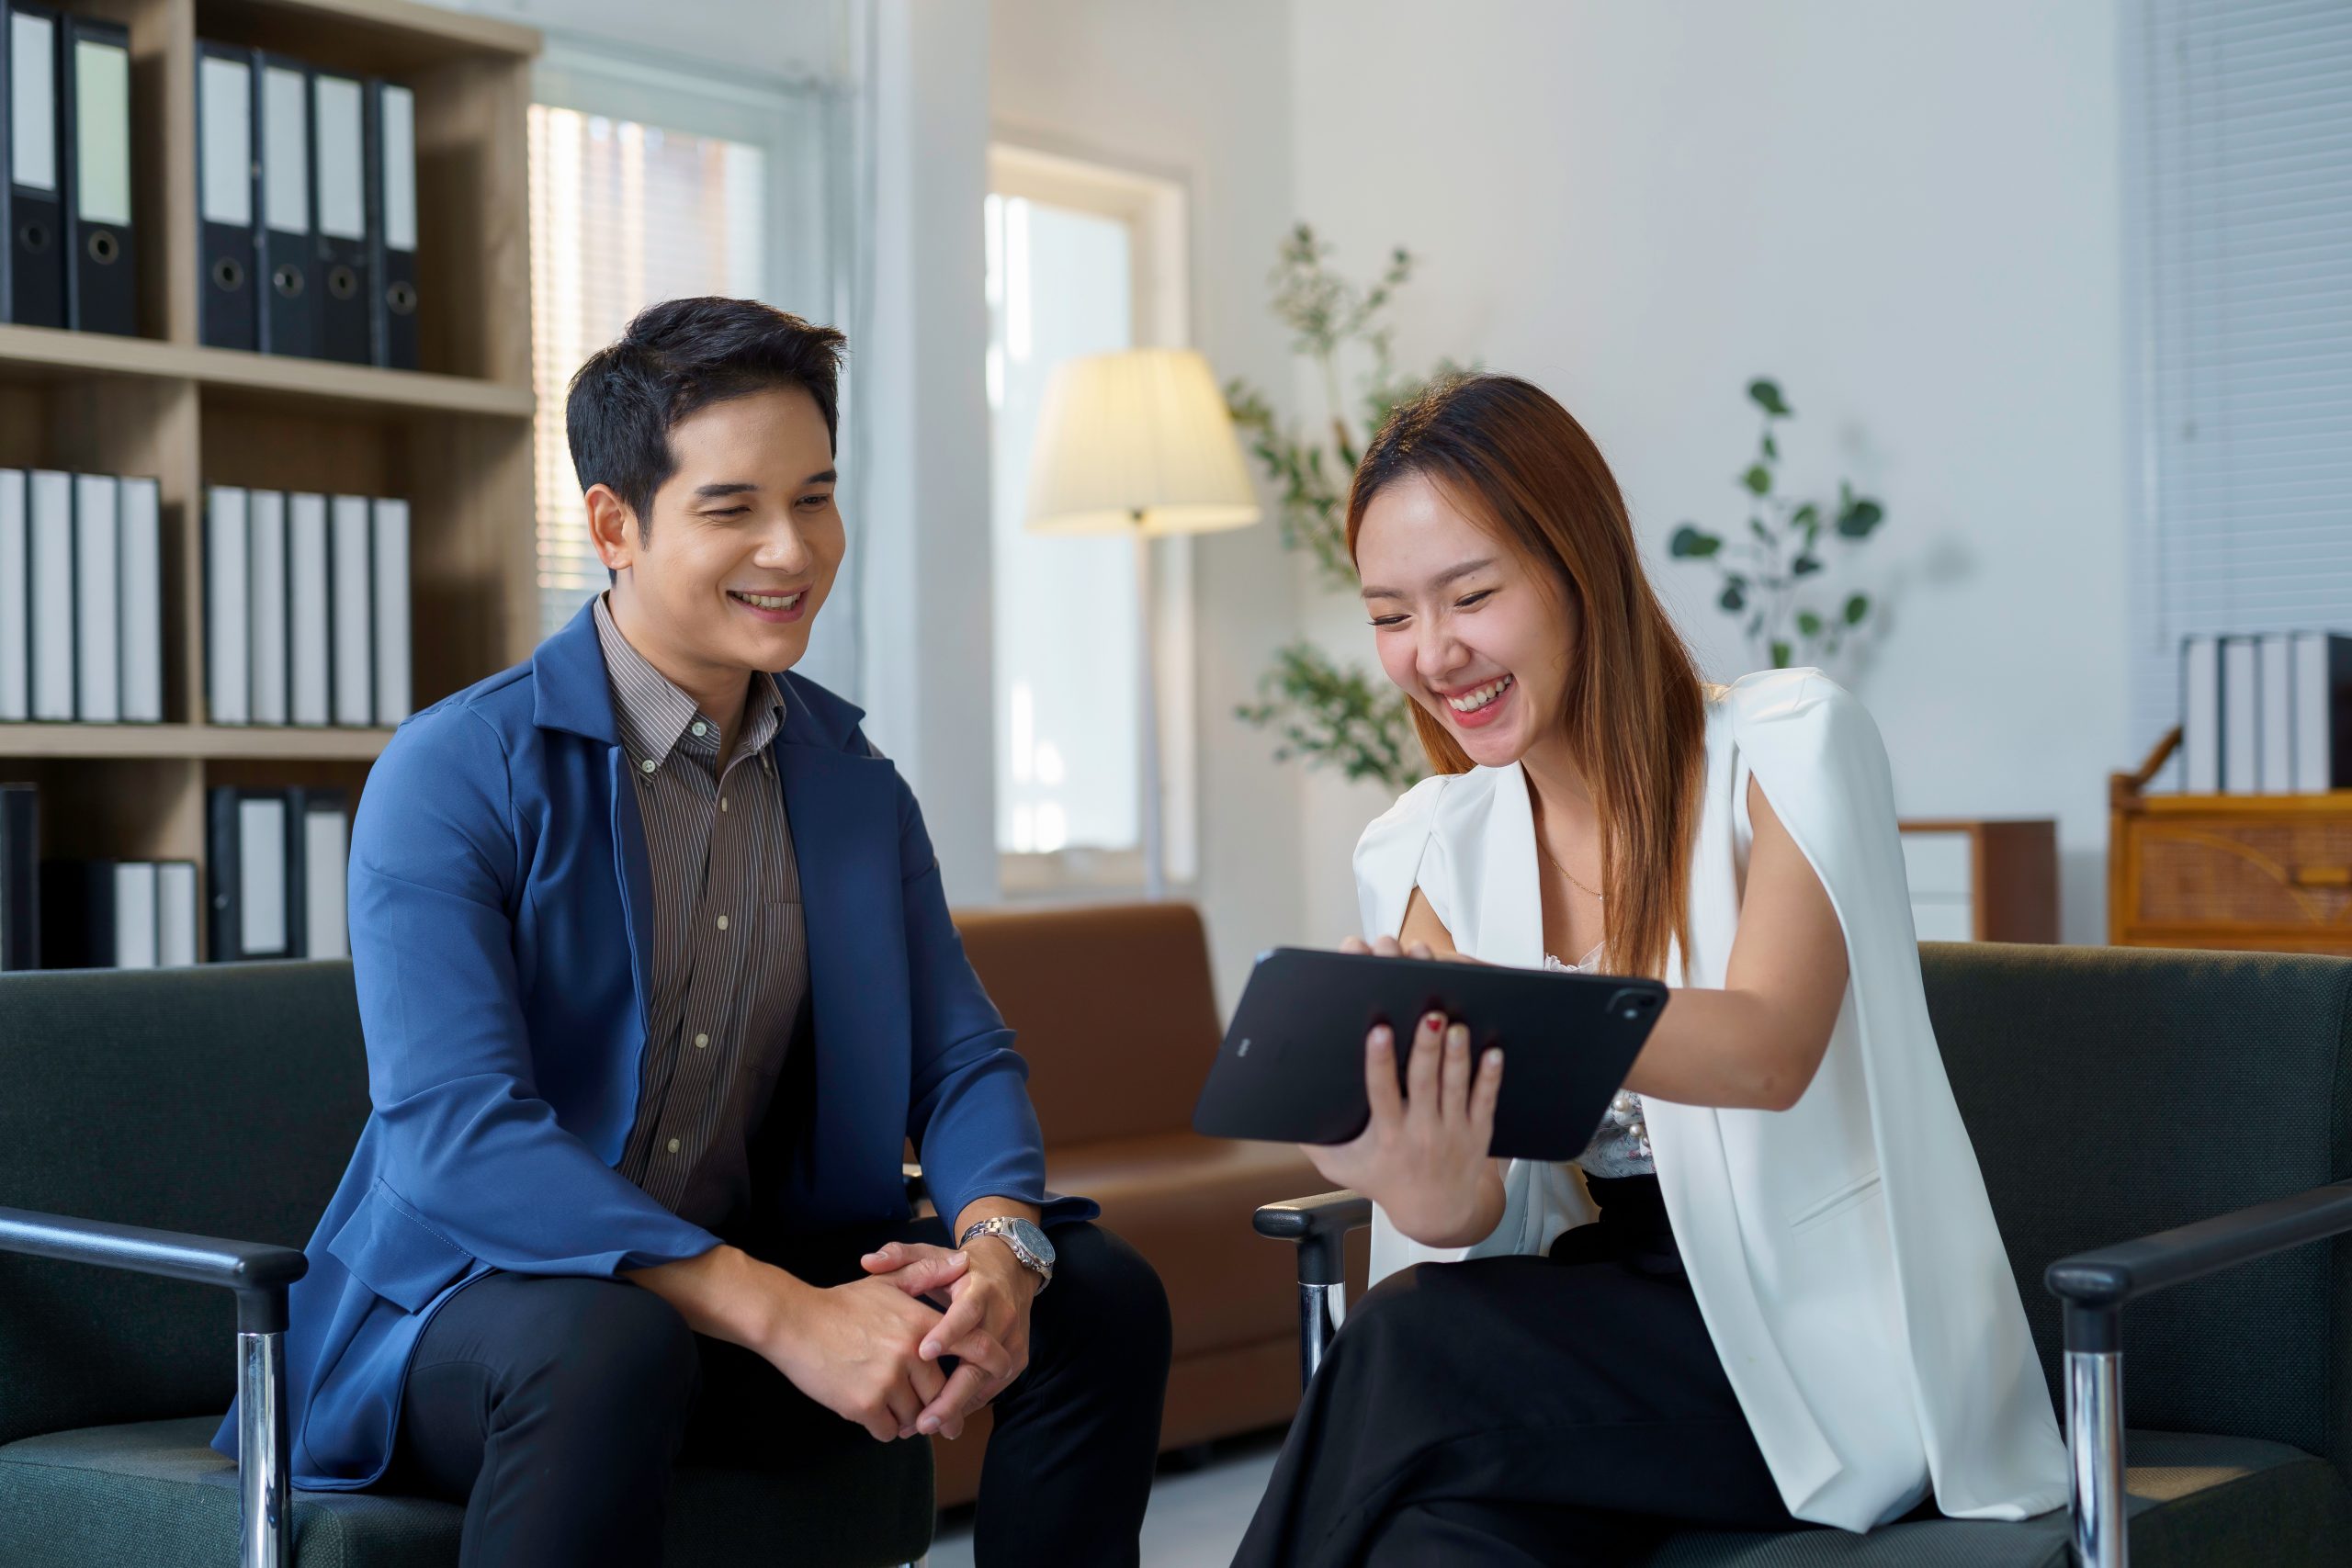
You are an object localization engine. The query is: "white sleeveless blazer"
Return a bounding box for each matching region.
[1351,669,2067,1531]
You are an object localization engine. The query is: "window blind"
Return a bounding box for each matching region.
[2126,0,2352,775]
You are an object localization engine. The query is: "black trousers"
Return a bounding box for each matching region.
[387,1218,1171,1568]
[1234,1175,1810,1568]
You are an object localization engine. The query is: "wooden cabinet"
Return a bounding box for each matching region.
[1897,819,2059,942]
[2111,729,2352,955]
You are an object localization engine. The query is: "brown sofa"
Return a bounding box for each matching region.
[929,901,1351,1509]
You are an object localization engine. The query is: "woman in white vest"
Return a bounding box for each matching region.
[1233,374,2065,1567]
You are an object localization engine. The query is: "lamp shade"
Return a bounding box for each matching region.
[1023,347,1263,537]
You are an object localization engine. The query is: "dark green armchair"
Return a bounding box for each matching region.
[1256,942,2352,1566]
[0,960,934,1567]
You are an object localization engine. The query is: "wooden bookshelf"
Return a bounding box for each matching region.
[1,0,540,958]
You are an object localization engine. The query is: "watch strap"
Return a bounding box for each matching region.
[958,1216,1053,1292]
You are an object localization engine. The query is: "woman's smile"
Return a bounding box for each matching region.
[1437,671,1516,730]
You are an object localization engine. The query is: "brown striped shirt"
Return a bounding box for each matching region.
[594,593,808,1231]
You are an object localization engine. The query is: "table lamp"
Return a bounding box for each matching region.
[1023,346,1262,897]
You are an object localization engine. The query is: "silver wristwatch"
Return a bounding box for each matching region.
[957,1215,1055,1293]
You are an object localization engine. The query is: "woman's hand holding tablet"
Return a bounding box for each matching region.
[1297,943,1510,1247]
[1191,934,1668,1247]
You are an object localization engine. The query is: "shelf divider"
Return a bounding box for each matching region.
[0,724,395,762]
[0,323,536,418]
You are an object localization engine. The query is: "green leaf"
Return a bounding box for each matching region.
[1748,516,1772,543]
[1844,592,1870,626]
[1747,612,1765,638]
[1791,502,1819,531]
[1761,433,1779,461]
[1742,464,1772,496]
[1238,641,1426,789]
[1796,610,1824,637]
[1770,639,1793,669]
[1669,525,1722,558]
[1747,378,1791,417]
[1791,554,1823,577]
[1837,498,1885,538]
[1719,582,1746,612]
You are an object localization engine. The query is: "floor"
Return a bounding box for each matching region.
[924,1433,1283,1568]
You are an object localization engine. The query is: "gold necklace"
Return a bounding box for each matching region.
[1540,843,1605,901]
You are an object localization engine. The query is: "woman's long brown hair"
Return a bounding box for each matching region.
[1347,373,1707,980]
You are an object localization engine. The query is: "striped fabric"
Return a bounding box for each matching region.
[594,594,809,1229]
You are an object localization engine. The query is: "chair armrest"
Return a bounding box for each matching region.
[2042,1180,2352,1567]
[1254,1190,1373,1286]
[2045,1179,2352,1350]
[0,1204,307,1333]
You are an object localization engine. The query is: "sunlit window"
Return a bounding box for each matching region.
[988,192,1140,860]
[985,151,1195,894]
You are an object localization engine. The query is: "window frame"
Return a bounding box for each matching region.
[986,142,1199,899]
[526,36,845,645]
[532,37,824,306]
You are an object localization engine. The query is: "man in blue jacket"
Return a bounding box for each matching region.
[215,297,1171,1565]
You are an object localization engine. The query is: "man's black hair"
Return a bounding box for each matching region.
[565,296,849,540]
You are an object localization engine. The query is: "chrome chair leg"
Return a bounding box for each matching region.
[1298,1281,1340,1386]
[2064,1329,2127,1567]
[238,1328,292,1568]
[1257,1190,1373,1392]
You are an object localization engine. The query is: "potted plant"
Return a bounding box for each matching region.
[1227,224,1451,791]
[1668,379,1888,671]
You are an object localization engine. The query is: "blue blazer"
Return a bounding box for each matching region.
[214,601,1093,1489]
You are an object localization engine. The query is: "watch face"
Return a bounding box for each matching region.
[1007,1218,1055,1269]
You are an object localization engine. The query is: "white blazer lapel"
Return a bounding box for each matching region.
[1366,763,1582,1277]
[1467,764,1544,969]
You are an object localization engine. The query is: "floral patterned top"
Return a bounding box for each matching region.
[1547,942,1654,1178]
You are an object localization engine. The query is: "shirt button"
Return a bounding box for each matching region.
[716,914,729,931]
[695,1032,709,1049]
[720,796,729,812]
[639,758,657,774]
[692,720,707,737]
[666,1137,681,1155]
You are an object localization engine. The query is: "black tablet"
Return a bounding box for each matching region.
[1192,948,1669,1162]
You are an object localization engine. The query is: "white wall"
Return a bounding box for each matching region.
[1289,0,2131,942]
[990,0,1309,1004]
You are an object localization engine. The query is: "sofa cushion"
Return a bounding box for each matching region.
[1049,1132,1336,1358]
[0,1416,933,1568]
[957,903,1224,1147]
[1645,1431,2352,1567]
